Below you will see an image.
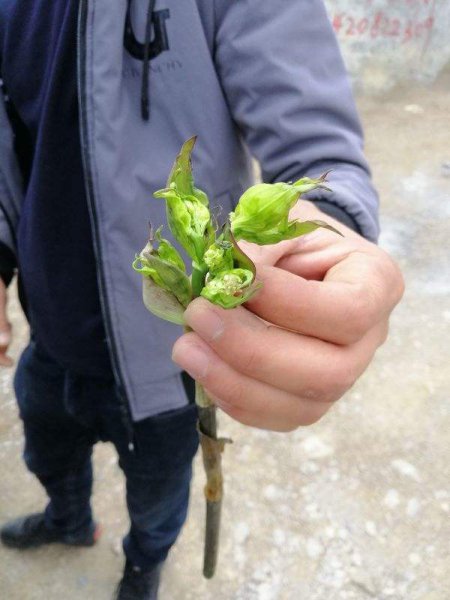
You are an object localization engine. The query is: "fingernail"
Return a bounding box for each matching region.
[172,343,210,380]
[184,303,224,342]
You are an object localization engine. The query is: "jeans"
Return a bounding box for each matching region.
[13,340,199,569]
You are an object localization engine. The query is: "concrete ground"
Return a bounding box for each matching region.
[1,71,449,600]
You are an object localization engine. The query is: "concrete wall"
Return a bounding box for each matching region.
[324,0,450,94]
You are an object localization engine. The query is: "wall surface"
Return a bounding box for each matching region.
[324,0,450,93]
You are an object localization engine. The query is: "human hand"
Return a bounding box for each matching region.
[172,201,404,431]
[0,279,13,367]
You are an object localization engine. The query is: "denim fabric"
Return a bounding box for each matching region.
[13,340,199,569]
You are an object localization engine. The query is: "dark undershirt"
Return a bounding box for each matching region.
[0,0,112,377]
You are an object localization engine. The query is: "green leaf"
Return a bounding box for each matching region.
[133,252,192,307]
[230,182,300,241]
[156,138,215,263]
[200,268,261,309]
[293,171,332,194]
[193,186,209,207]
[229,173,339,245]
[227,226,257,280]
[141,276,186,325]
[154,227,186,272]
[154,185,214,264]
[203,241,233,275]
[166,136,197,196]
[287,219,343,238]
[166,136,210,207]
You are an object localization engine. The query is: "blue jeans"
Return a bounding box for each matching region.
[13,340,199,569]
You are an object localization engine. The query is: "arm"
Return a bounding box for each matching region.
[212,0,378,239]
[171,1,404,430]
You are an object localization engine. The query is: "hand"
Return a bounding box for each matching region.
[0,279,13,367]
[172,201,404,431]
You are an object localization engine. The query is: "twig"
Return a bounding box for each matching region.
[189,268,230,578]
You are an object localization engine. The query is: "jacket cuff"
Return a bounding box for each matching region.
[303,164,380,242]
[0,240,16,287]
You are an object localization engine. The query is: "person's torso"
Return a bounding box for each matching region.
[1,0,254,418]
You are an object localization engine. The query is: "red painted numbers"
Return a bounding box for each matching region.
[331,10,434,43]
[332,13,344,34]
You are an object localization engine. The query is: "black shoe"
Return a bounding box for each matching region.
[114,560,162,600]
[0,512,100,549]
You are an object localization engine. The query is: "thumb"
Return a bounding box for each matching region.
[0,281,13,367]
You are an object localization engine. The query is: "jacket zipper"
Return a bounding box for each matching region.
[77,0,135,451]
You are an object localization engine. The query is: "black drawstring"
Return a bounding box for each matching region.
[141,0,156,121]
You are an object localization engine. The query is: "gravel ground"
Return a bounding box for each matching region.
[1,71,449,600]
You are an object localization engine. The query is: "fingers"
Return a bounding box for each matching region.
[172,332,330,431]
[246,244,403,346]
[239,211,403,346]
[274,233,365,280]
[236,198,362,271]
[179,298,384,401]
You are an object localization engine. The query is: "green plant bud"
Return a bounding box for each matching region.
[221,224,257,278]
[200,268,261,309]
[193,186,209,207]
[133,229,192,324]
[154,184,214,264]
[133,251,192,307]
[167,136,197,196]
[234,218,342,245]
[203,241,233,275]
[152,226,186,273]
[229,173,337,244]
[133,254,189,325]
[166,136,210,207]
[141,276,186,325]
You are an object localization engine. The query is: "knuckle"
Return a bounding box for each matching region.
[239,344,261,376]
[346,284,376,341]
[300,363,354,404]
[333,284,375,345]
[390,260,405,304]
[376,250,405,307]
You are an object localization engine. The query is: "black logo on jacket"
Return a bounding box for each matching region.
[124,8,170,61]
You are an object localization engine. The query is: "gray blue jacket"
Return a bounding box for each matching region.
[0,0,378,421]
